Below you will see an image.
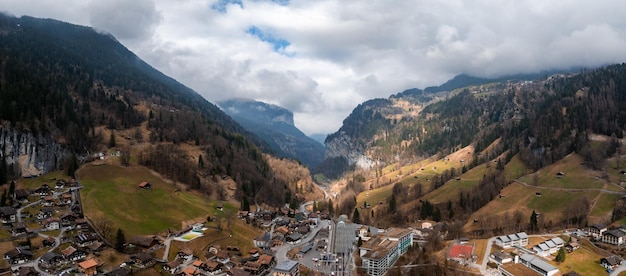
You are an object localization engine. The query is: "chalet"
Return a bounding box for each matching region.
[556,172,565,178]
[229,267,252,276]
[216,203,224,211]
[588,224,608,240]
[75,218,90,229]
[61,213,79,226]
[37,207,54,220]
[60,193,73,205]
[601,255,623,270]
[106,268,130,276]
[130,252,154,268]
[297,225,310,235]
[271,235,285,247]
[44,217,61,230]
[308,212,319,224]
[192,260,206,270]
[39,252,64,267]
[565,241,580,252]
[4,247,33,264]
[61,246,87,262]
[177,248,194,261]
[139,182,151,189]
[215,250,230,264]
[75,233,99,247]
[274,226,289,236]
[129,235,159,249]
[78,258,99,276]
[204,260,222,273]
[0,206,17,223]
[32,184,50,196]
[286,233,302,244]
[71,204,82,215]
[10,223,28,236]
[55,180,66,189]
[253,233,271,248]
[243,261,263,275]
[41,195,55,207]
[14,266,38,276]
[164,259,181,274]
[43,236,56,247]
[13,189,29,203]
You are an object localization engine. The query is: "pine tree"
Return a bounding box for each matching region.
[0,190,6,207]
[109,131,116,147]
[389,194,397,213]
[328,199,334,216]
[352,208,361,224]
[555,247,566,262]
[530,210,538,232]
[241,196,250,211]
[198,154,205,169]
[115,228,126,252]
[0,157,7,185]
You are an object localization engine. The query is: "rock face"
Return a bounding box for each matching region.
[323,131,373,169]
[218,99,325,169]
[0,126,68,177]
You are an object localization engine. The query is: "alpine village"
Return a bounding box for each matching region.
[4,12,626,276]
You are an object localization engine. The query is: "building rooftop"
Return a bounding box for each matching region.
[274,260,298,272]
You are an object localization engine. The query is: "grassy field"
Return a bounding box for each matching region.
[77,163,231,237]
[518,154,605,190]
[556,243,607,275]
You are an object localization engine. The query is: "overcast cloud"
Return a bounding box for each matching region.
[2,0,626,135]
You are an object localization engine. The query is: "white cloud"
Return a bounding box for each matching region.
[2,0,626,135]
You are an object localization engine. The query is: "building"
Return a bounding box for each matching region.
[79,259,98,276]
[602,229,626,245]
[490,251,512,264]
[495,232,529,248]
[518,254,560,276]
[447,243,474,264]
[601,255,623,270]
[273,260,300,276]
[588,224,607,240]
[532,237,565,257]
[359,227,413,276]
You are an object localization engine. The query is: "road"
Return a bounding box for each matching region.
[514,180,625,195]
[274,219,330,264]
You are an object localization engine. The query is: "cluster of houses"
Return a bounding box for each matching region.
[250,210,324,249]
[587,223,626,246]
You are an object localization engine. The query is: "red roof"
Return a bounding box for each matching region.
[448,244,473,259]
[139,182,150,188]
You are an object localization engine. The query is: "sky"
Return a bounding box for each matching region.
[2,0,626,136]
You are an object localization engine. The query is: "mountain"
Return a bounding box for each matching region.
[309,133,327,145]
[0,14,308,207]
[218,99,324,169]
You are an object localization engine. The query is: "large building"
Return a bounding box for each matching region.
[495,232,529,248]
[272,260,300,276]
[359,228,413,276]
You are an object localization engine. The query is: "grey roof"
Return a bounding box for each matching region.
[552,237,564,245]
[536,244,549,251]
[605,229,626,238]
[517,232,528,239]
[334,220,355,255]
[508,234,519,241]
[0,206,16,216]
[274,260,298,272]
[497,236,511,242]
[520,254,558,273]
[40,252,62,262]
[545,240,556,248]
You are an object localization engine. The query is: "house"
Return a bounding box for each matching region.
[10,223,28,236]
[60,193,73,205]
[37,207,54,220]
[272,260,300,276]
[164,259,181,274]
[41,195,55,207]
[253,233,271,248]
[89,241,106,253]
[192,260,206,270]
[177,248,194,261]
[129,235,159,249]
[55,180,66,189]
[44,217,60,230]
[75,233,99,247]
[286,233,302,244]
[588,224,607,240]
[32,184,50,196]
[179,266,201,276]
[13,189,29,203]
[204,260,222,273]
[130,252,154,268]
[78,258,98,276]
[495,232,529,248]
[565,242,580,252]
[249,248,260,258]
[61,246,87,262]
[4,247,33,264]
[519,254,559,276]
[0,206,17,223]
[603,229,626,245]
[490,251,512,264]
[602,255,623,270]
[216,203,224,211]
[358,226,369,238]
[229,267,252,276]
[75,218,90,229]
[556,172,565,178]
[60,213,79,226]
[215,250,230,264]
[532,237,565,257]
[139,182,151,189]
[43,236,56,247]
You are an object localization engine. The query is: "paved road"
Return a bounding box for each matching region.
[274,220,330,264]
[611,263,626,276]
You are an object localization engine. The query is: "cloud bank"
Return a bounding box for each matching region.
[2,0,626,135]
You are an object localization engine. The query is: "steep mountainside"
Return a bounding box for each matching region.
[0,14,302,207]
[218,99,324,169]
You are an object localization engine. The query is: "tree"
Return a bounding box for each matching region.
[389,194,397,213]
[555,247,566,262]
[8,180,15,197]
[0,189,6,206]
[0,157,7,185]
[352,208,361,224]
[241,196,250,211]
[109,131,116,147]
[198,154,205,169]
[66,154,79,177]
[328,199,334,216]
[433,207,441,222]
[115,228,126,252]
[530,210,538,232]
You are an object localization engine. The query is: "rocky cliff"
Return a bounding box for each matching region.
[0,126,68,177]
[323,130,373,169]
